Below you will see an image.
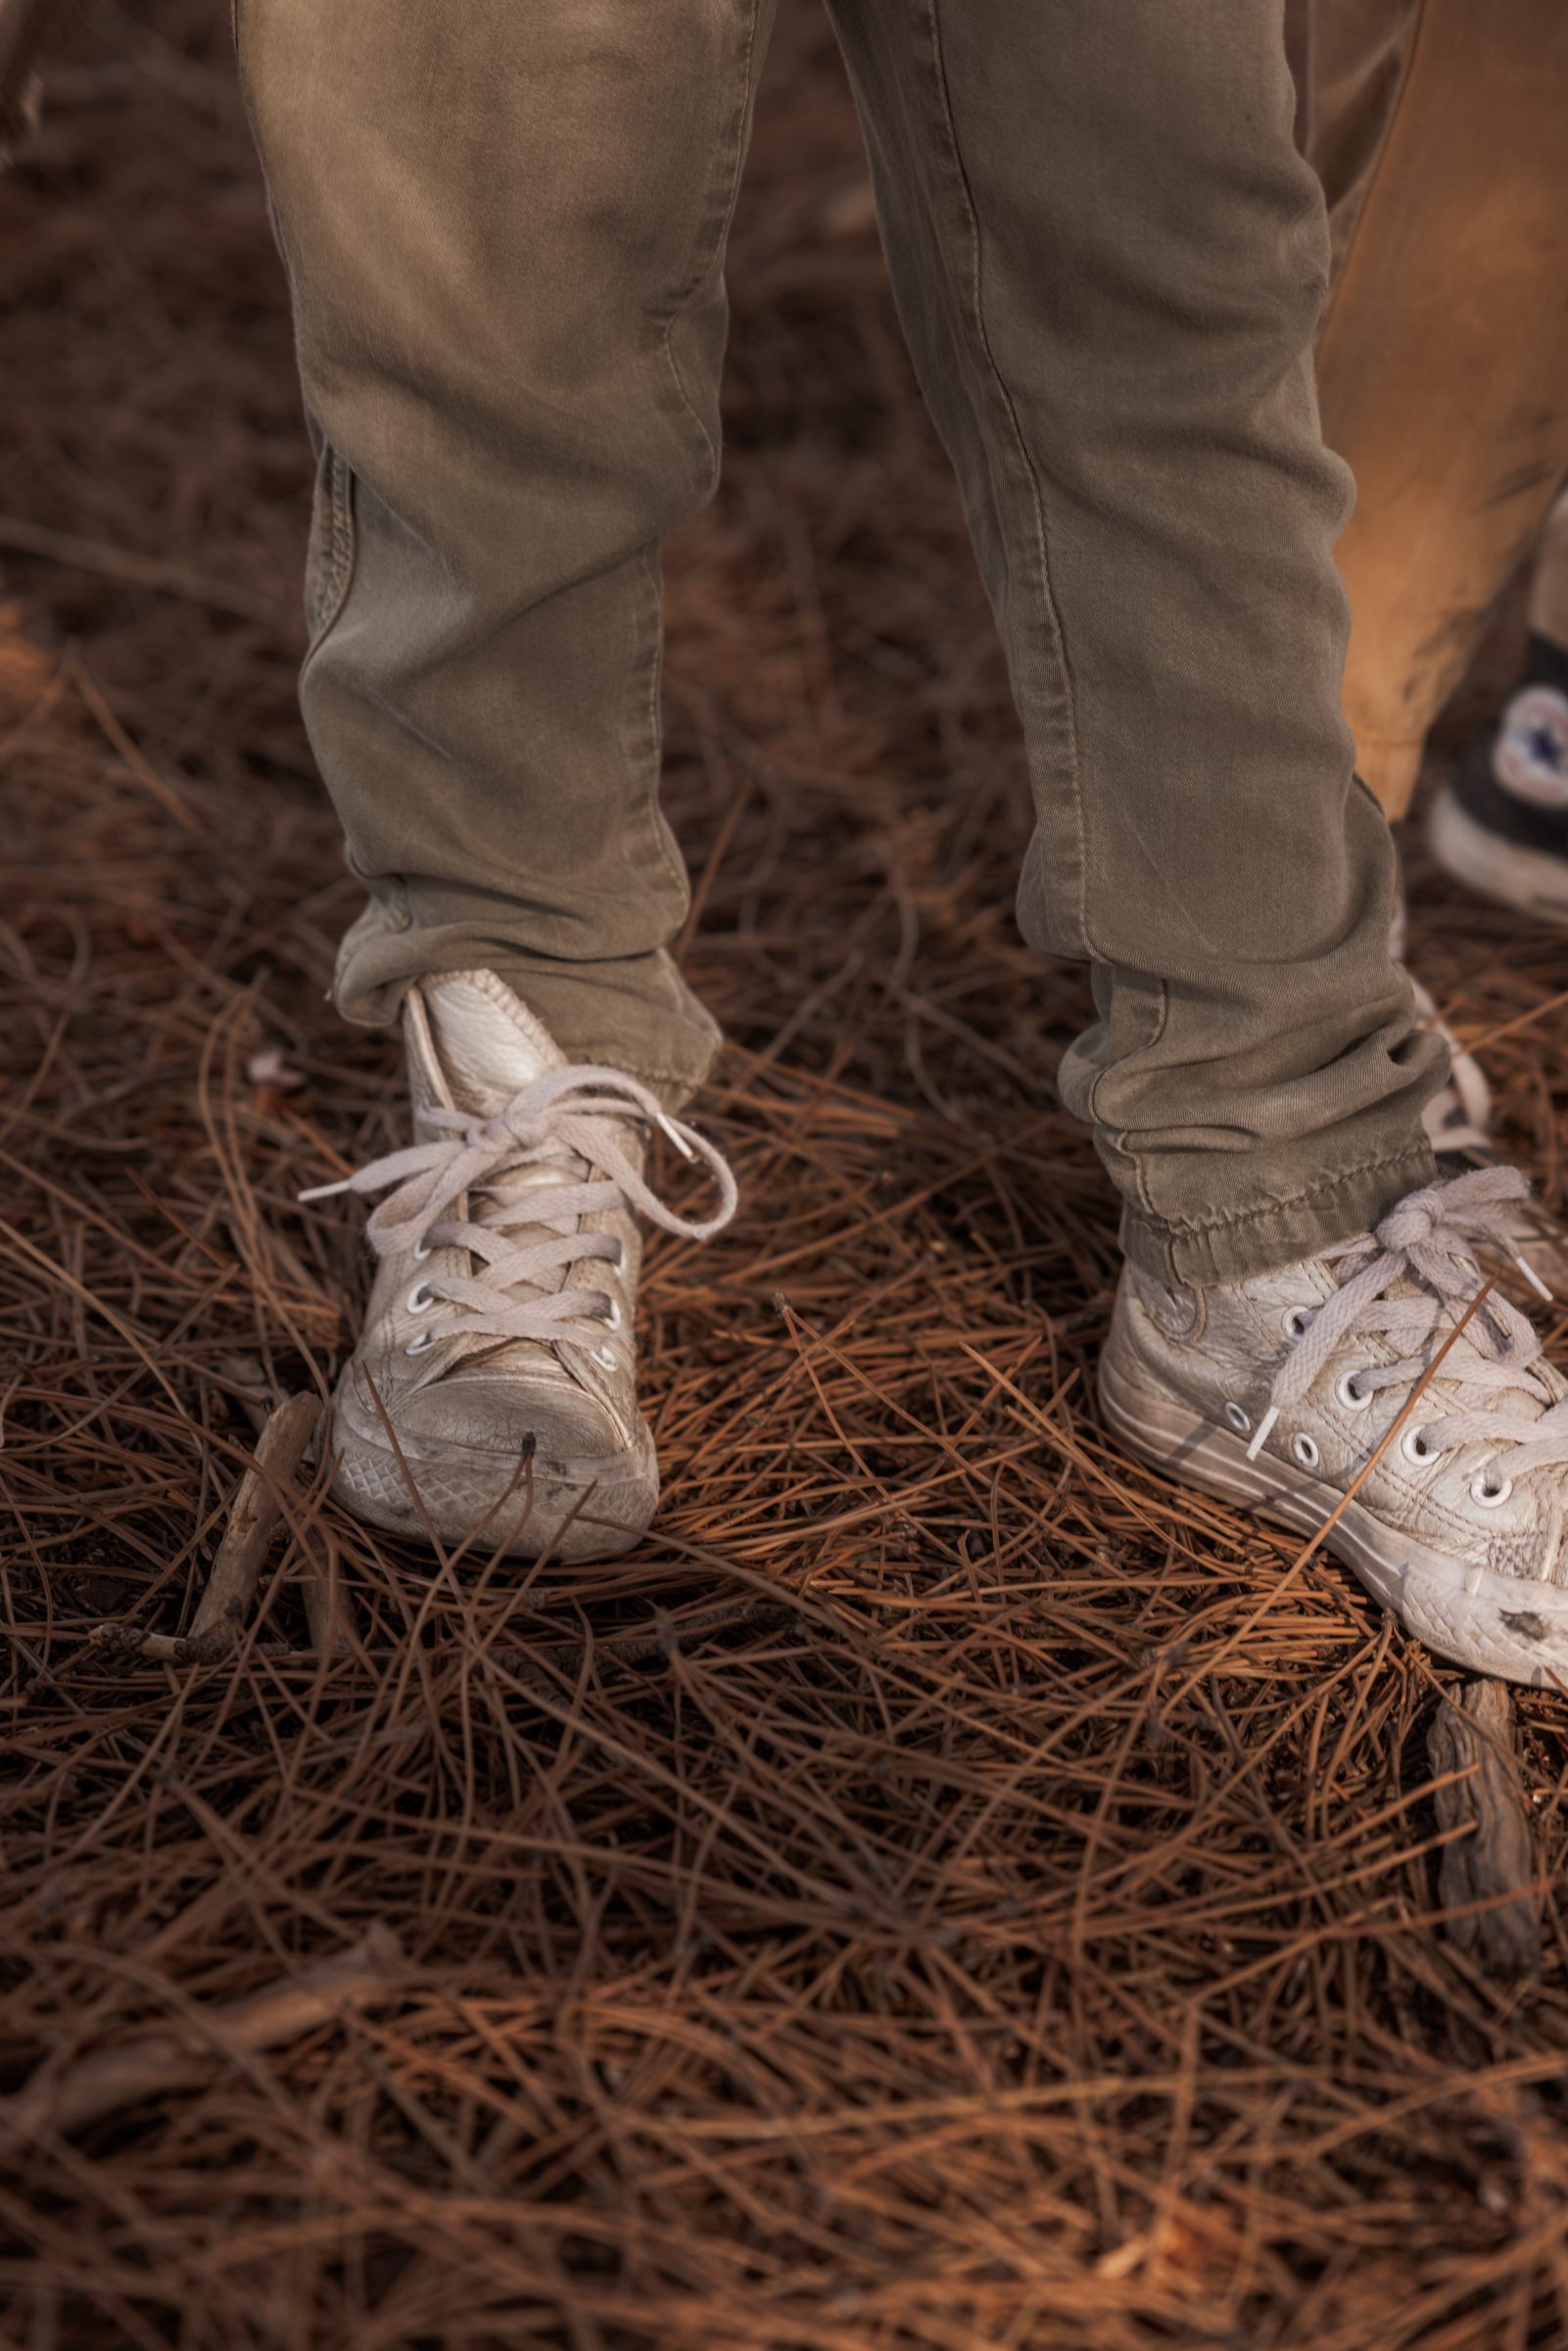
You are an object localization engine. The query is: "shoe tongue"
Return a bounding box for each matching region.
[418,970,567,1117]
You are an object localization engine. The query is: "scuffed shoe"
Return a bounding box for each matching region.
[1100,1168,1568,1685]
[304,970,736,1561]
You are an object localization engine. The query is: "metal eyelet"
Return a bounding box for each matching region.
[1335,1369,1373,1413]
[1281,1305,1314,1343]
[1470,1471,1513,1510]
[602,1296,623,1333]
[405,1329,435,1357]
[406,1281,435,1316]
[412,1240,432,1265]
[1291,1433,1320,1469]
[594,1344,617,1370]
[1401,1425,1437,1465]
[1223,1401,1251,1435]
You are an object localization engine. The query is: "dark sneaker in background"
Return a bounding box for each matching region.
[1413,633,1568,1295]
[1429,633,1568,925]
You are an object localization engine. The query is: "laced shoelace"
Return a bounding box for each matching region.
[301,1065,737,1350]
[1247,1165,1568,1488]
[1409,976,1493,1158]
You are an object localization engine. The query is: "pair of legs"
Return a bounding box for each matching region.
[239,0,1442,1293]
[253,2,1568,1684]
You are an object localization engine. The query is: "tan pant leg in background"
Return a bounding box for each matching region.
[1306,0,1568,819]
[1531,488,1568,654]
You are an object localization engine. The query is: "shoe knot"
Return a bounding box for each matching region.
[1372,1163,1533,1269]
[493,1103,551,1151]
[1373,1191,1443,1255]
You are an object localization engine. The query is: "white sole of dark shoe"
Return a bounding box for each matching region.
[328,1387,658,1563]
[1100,1349,1568,1686]
[1429,788,1568,928]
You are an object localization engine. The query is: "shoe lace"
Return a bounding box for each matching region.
[301,1064,737,1348]
[1249,1166,1568,1484]
[1410,975,1493,1157]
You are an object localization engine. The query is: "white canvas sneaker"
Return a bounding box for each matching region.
[304,971,736,1561]
[1100,1168,1568,1685]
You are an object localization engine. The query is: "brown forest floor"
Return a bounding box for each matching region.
[4,8,1568,2348]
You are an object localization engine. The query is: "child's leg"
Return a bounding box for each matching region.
[826,0,1442,1285]
[238,0,779,1102]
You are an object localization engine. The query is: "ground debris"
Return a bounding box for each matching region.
[1427,1676,1544,1979]
[2,2,1566,2345]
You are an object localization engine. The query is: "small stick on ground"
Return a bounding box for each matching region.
[93,1391,321,1665]
[296,1530,360,1658]
[1427,1677,1543,1979]
[94,1597,799,1681]
[187,1389,321,1655]
[0,1925,404,2147]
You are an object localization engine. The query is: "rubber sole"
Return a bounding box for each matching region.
[1429,787,1568,928]
[1099,1350,1568,1686]
[328,1391,658,1563]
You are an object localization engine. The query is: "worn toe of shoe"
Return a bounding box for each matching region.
[328,1351,657,1562]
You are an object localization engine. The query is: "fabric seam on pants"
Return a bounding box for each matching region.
[644,0,768,925]
[924,0,1090,956]
[630,548,692,926]
[304,440,356,655]
[658,0,767,488]
[1133,1141,1433,1244]
[1089,977,1171,1219]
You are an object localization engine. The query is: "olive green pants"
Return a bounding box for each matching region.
[238,0,1442,1287]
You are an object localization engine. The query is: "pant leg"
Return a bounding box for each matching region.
[1529,487,1568,654]
[1309,0,1568,819]
[237,0,776,1099]
[823,0,1441,1287]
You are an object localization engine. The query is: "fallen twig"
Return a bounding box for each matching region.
[91,1391,321,1664]
[1427,1678,1543,1979]
[0,1926,404,2146]
[185,1389,321,1650]
[87,1595,797,1681]
[296,1530,359,1657]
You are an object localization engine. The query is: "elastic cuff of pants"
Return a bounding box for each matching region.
[333,902,723,1112]
[1117,1140,1439,1290]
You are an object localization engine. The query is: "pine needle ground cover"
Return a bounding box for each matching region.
[3,9,1567,2346]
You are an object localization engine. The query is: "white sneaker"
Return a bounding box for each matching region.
[304,971,736,1561]
[1099,1168,1568,1685]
